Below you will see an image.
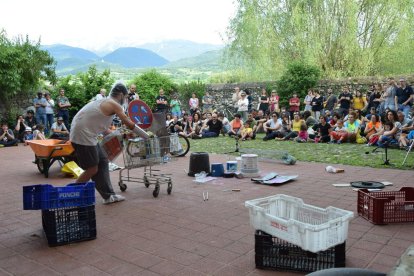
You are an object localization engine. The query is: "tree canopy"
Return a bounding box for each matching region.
[225,0,414,80]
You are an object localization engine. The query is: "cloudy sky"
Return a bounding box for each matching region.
[1,0,236,51]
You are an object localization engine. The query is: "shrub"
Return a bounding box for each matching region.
[129,70,177,110]
[276,62,321,108]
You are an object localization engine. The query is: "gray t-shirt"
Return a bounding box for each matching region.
[384,86,397,109]
[70,99,113,146]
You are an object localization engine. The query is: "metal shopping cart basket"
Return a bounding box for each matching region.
[118,135,177,197]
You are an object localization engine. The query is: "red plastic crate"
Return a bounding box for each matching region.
[357,187,414,225]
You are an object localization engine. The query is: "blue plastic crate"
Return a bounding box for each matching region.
[23,182,95,210]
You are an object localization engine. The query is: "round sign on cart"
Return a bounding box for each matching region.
[128,100,153,129]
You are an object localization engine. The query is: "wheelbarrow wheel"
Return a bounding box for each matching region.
[167,180,172,195]
[36,158,45,173]
[153,183,160,198]
[119,181,127,192]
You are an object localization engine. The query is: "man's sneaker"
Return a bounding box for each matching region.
[103,194,125,205]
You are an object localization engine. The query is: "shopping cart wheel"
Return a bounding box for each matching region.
[119,181,127,192]
[153,184,160,198]
[144,176,150,188]
[167,181,172,195]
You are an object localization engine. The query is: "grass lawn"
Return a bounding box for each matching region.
[188,133,414,170]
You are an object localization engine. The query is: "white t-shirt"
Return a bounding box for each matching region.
[237,98,249,112]
[70,99,113,146]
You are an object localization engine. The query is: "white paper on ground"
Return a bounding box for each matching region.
[193,176,217,183]
[332,183,351,187]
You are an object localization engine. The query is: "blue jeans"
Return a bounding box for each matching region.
[35,113,47,127]
[377,136,397,148]
[201,130,218,138]
[398,104,411,118]
[45,113,54,135]
[171,110,181,118]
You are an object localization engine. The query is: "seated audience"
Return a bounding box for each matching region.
[217,112,230,136]
[14,115,28,142]
[33,124,46,140]
[263,112,283,141]
[294,123,313,143]
[200,113,223,138]
[312,115,332,143]
[365,114,383,146]
[241,121,254,141]
[0,122,19,147]
[344,112,360,143]
[228,114,243,137]
[50,117,69,140]
[281,112,304,140]
[330,119,348,144]
[23,127,34,145]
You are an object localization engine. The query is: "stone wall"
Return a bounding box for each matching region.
[205,75,414,114]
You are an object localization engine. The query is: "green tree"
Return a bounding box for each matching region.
[0,30,56,123]
[55,65,114,119]
[176,80,206,110]
[129,70,177,110]
[276,62,321,108]
[226,0,414,78]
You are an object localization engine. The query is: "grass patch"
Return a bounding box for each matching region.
[188,133,414,170]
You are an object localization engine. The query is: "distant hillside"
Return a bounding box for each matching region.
[139,39,223,61]
[102,47,168,68]
[41,44,100,71]
[164,49,224,70]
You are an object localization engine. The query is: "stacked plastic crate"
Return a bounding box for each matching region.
[357,187,414,225]
[245,194,354,273]
[23,182,96,246]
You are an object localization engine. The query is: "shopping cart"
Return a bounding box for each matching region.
[118,135,182,197]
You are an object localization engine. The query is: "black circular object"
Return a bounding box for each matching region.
[350,181,385,189]
[188,152,210,176]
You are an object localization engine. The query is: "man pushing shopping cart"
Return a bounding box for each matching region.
[70,83,149,204]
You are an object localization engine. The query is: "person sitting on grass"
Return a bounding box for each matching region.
[246,113,257,139]
[277,114,292,139]
[0,122,19,147]
[377,110,401,148]
[312,115,332,143]
[329,119,348,144]
[241,121,254,141]
[343,112,360,143]
[263,112,282,141]
[329,113,340,128]
[200,113,223,138]
[187,112,202,139]
[217,112,230,136]
[280,111,304,140]
[294,123,313,143]
[228,113,243,138]
[254,109,267,133]
[399,130,414,150]
[365,114,383,146]
[303,110,318,128]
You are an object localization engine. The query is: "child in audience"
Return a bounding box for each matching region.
[241,121,254,140]
[330,119,348,144]
[23,127,34,145]
[294,123,312,142]
[33,124,46,140]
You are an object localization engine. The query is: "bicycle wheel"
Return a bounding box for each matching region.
[170,134,190,157]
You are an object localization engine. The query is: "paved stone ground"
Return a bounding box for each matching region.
[0,145,413,275]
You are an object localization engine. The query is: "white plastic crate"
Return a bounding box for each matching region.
[245,194,353,253]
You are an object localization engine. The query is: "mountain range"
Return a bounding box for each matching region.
[41,40,224,77]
